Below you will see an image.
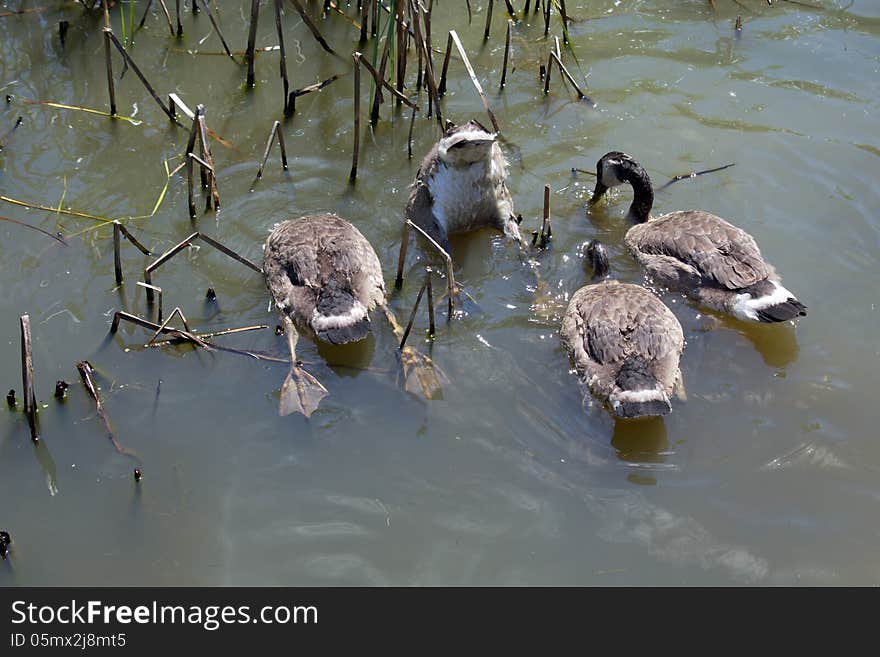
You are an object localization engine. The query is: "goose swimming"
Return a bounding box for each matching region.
[405,119,522,256]
[560,240,685,419]
[588,152,807,323]
[264,213,442,417]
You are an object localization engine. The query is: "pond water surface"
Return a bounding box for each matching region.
[1,0,879,585]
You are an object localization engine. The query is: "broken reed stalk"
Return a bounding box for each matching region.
[76,361,136,458]
[197,111,220,210]
[246,0,260,86]
[539,184,551,248]
[500,20,512,88]
[287,0,335,54]
[502,0,516,17]
[195,0,234,58]
[543,0,551,36]
[112,220,152,285]
[395,219,410,288]
[145,307,194,345]
[350,54,361,182]
[399,277,428,350]
[550,52,595,106]
[395,13,407,102]
[186,149,196,218]
[111,311,287,363]
[176,0,183,36]
[149,324,267,347]
[274,0,290,115]
[484,0,494,40]
[359,0,370,43]
[286,74,342,115]
[142,231,261,302]
[20,314,38,442]
[426,268,435,337]
[151,0,175,35]
[406,220,455,317]
[543,51,553,94]
[408,104,417,159]
[523,0,531,15]
[438,32,453,96]
[355,53,420,110]
[413,2,442,126]
[106,30,178,123]
[255,121,288,180]
[449,30,500,133]
[655,163,736,193]
[369,29,393,125]
[136,282,163,322]
[102,3,117,116]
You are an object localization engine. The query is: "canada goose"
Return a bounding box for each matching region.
[588,152,807,323]
[560,240,685,419]
[264,213,442,417]
[405,119,522,256]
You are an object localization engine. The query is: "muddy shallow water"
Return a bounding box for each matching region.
[1,0,879,585]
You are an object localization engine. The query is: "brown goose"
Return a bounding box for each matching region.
[589,152,807,323]
[560,241,685,418]
[264,213,441,417]
[405,119,521,255]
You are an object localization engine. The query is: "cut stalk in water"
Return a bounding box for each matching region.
[502,0,516,17]
[539,184,551,248]
[550,52,595,106]
[350,53,361,182]
[197,110,220,210]
[20,314,38,442]
[286,74,342,115]
[395,216,410,289]
[543,0,551,36]
[145,306,196,345]
[359,0,370,43]
[500,19,512,88]
[426,268,435,337]
[195,0,233,58]
[106,30,178,123]
[287,0,335,54]
[102,2,117,116]
[369,29,392,125]
[143,231,199,302]
[76,361,138,459]
[543,51,553,94]
[355,54,419,110]
[176,0,182,36]
[399,276,428,350]
[168,92,193,121]
[112,220,152,285]
[246,0,260,86]
[274,0,290,115]
[407,104,416,159]
[407,219,455,317]
[136,282,163,321]
[484,0,494,40]
[197,233,262,273]
[438,32,453,96]
[449,30,499,133]
[413,3,442,126]
[255,121,288,182]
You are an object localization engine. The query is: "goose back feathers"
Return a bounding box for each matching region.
[263,213,386,344]
[561,281,684,418]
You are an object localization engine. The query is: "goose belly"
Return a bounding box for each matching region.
[429,161,508,235]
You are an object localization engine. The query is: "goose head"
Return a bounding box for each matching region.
[438,119,497,166]
[588,151,655,223]
[583,239,610,280]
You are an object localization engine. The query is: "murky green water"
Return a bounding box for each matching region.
[1,0,879,585]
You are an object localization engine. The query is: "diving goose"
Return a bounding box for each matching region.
[560,240,685,419]
[405,119,522,255]
[588,152,807,323]
[264,213,441,417]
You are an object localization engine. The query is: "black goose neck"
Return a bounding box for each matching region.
[619,162,653,223]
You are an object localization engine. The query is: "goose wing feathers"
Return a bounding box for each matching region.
[563,282,683,367]
[629,211,770,290]
[264,213,385,313]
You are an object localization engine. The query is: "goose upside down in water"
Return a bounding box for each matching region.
[560,241,686,419]
[588,151,807,323]
[263,213,443,417]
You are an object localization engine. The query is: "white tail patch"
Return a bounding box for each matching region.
[610,387,666,409]
[311,300,367,331]
[732,281,796,321]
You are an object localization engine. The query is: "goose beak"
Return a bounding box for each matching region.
[589,180,608,205]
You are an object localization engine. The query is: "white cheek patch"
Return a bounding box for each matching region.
[601,159,626,187]
[732,281,794,321]
[311,301,367,330]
